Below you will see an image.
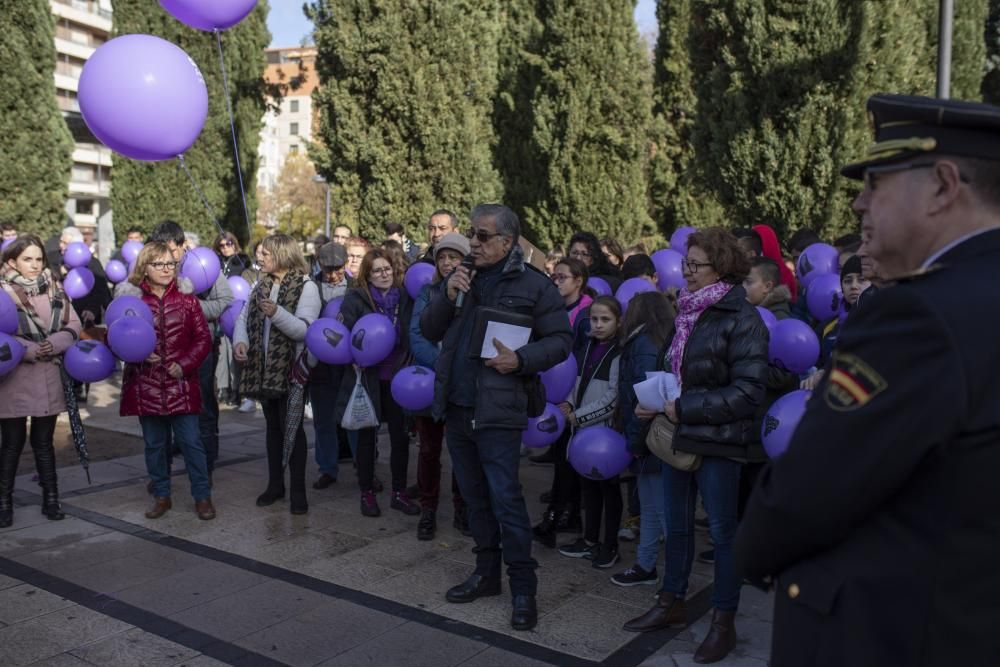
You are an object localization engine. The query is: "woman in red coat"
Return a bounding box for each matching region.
[119,242,214,520]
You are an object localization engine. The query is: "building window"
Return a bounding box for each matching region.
[289,145,299,154]
[290,100,299,113]
[290,122,299,136]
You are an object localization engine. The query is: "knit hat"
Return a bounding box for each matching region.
[433,232,470,259]
[840,254,863,280]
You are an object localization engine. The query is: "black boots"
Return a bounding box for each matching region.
[33,444,64,521]
[0,438,17,528]
[0,419,64,528]
[532,508,558,547]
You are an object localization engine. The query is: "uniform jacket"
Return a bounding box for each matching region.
[735,229,1000,667]
[420,245,573,431]
[569,337,620,428]
[119,278,211,417]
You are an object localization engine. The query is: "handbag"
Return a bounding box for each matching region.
[645,414,701,472]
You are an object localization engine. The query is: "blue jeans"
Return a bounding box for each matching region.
[310,381,341,477]
[140,414,211,501]
[446,405,537,596]
[661,456,742,611]
[198,340,219,472]
[636,468,666,572]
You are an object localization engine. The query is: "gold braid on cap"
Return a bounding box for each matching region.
[865,136,938,160]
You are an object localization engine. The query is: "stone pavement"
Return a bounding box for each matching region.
[0,380,773,666]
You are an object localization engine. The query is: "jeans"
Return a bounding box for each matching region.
[661,456,742,611]
[636,469,666,572]
[310,381,341,478]
[415,416,463,511]
[355,380,408,492]
[446,405,537,596]
[198,339,219,472]
[140,414,210,501]
[581,475,623,547]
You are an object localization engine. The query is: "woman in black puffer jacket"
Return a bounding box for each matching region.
[624,228,768,663]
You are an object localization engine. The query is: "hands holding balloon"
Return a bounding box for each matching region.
[558,401,577,427]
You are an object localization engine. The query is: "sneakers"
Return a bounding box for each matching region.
[618,515,640,542]
[360,490,381,517]
[390,490,421,515]
[558,538,599,559]
[611,564,658,587]
[303,403,313,420]
[417,509,436,541]
[453,505,472,536]
[592,545,620,569]
[238,399,256,413]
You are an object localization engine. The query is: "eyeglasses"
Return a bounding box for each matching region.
[863,160,970,191]
[551,273,573,283]
[465,228,504,243]
[683,259,712,273]
[569,249,592,259]
[150,261,179,271]
[220,241,234,247]
[370,266,393,276]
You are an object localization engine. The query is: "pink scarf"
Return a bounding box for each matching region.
[667,281,732,381]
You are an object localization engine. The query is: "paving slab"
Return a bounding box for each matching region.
[113,560,267,617]
[315,621,486,667]
[0,606,132,666]
[69,627,199,667]
[0,584,75,624]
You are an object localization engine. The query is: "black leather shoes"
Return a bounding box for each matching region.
[511,595,537,631]
[445,574,501,603]
[256,486,285,507]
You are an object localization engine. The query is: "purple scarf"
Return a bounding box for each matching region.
[667,281,731,382]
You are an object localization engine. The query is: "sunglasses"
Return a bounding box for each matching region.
[465,228,504,243]
[220,240,235,247]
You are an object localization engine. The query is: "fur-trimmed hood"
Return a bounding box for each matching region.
[760,284,791,311]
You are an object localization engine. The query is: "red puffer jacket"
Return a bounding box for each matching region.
[119,278,211,417]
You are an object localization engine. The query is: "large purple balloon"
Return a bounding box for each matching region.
[0,291,17,335]
[404,262,436,300]
[108,316,157,363]
[78,35,208,162]
[390,365,436,411]
[306,317,352,365]
[769,319,820,374]
[522,402,567,448]
[351,313,396,367]
[805,272,843,321]
[121,240,144,264]
[756,306,778,332]
[219,300,245,339]
[669,226,696,256]
[541,353,577,403]
[651,249,685,291]
[616,277,656,311]
[796,243,839,289]
[227,276,251,302]
[568,426,631,480]
[106,295,154,328]
[0,238,12,253]
[159,0,258,31]
[588,277,612,297]
[322,297,344,320]
[762,389,811,459]
[105,259,128,284]
[64,268,95,299]
[64,340,116,383]
[0,332,25,377]
[180,247,221,294]
[63,242,92,269]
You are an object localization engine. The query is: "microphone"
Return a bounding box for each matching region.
[454,256,475,311]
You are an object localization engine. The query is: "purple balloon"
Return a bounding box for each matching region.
[64,268,95,300]
[121,240,144,264]
[404,262,436,300]
[568,426,631,480]
[106,295,154,328]
[390,365,436,411]
[541,353,577,403]
[322,297,344,319]
[159,0,258,31]
[768,319,820,374]
[522,402,567,448]
[669,226,696,256]
[219,300,245,340]
[589,277,612,297]
[616,277,656,311]
[805,272,843,321]
[762,389,811,459]
[63,242,92,269]
[227,276,251,302]
[0,291,17,335]
[108,316,157,363]
[796,243,839,289]
[64,340,116,383]
[105,259,128,284]
[0,332,25,376]
[351,313,396,367]
[756,306,778,332]
[180,247,221,294]
[0,238,12,253]
[306,317,352,365]
[78,35,208,161]
[651,249,685,291]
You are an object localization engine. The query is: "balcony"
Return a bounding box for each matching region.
[51,0,112,32]
[73,145,113,168]
[54,37,96,61]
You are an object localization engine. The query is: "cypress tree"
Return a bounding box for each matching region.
[110,1,270,245]
[526,0,654,249]
[308,1,502,242]
[983,0,1000,104]
[0,1,73,237]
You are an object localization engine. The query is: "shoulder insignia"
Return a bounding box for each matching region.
[887,263,944,285]
[825,352,888,412]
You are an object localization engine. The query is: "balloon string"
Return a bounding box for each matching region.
[177,154,227,238]
[215,29,255,247]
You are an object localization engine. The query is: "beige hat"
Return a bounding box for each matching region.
[433,232,470,259]
[74,220,97,229]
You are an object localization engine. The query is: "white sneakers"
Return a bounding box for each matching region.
[238,399,257,413]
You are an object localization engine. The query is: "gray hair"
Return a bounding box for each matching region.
[60,227,84,243]
[184,231,200,248]
[470,204,520,243]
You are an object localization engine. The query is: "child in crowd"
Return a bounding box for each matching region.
[743,257,792,318]
[557,296,624,568]
[817,254,870,368]
[621,254,658,287]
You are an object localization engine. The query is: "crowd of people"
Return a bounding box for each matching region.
[2,91,999,665]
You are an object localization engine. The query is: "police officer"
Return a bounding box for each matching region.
[736,94,1000,666]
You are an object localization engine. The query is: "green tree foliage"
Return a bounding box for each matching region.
[308,1,502,243]
[525,0,654,249]
[0,1,73,237]
[110,1,271,245]
[984,0,1000,104]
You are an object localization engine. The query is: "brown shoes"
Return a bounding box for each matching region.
[145,496,172,519]
[195,499,216,521]
[623,591,687,632]
[693,609,737,664]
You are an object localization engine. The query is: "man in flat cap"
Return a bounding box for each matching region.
[736,94,1000,666]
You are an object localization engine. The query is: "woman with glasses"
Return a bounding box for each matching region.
[119,242,215,521]
[566,231,622,292]
[624,228,767,663]
[213,232,250,279]
[334,249,417,518]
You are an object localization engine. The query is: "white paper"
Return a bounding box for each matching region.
[480,321,532,359]
[634,371,681,411]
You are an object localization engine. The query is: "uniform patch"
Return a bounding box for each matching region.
[825,353,888,411]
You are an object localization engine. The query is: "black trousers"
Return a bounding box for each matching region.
[261,396,307,498]
[548,429,581,514]
[0,416,59,491]
[581,474,623,548]
[356,380,408,493]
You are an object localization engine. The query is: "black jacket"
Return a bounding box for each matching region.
[735,229,1000,667]
[670,284,769,459]
[420,245,572,431]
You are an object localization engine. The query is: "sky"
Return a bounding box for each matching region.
[267,0,659,48]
